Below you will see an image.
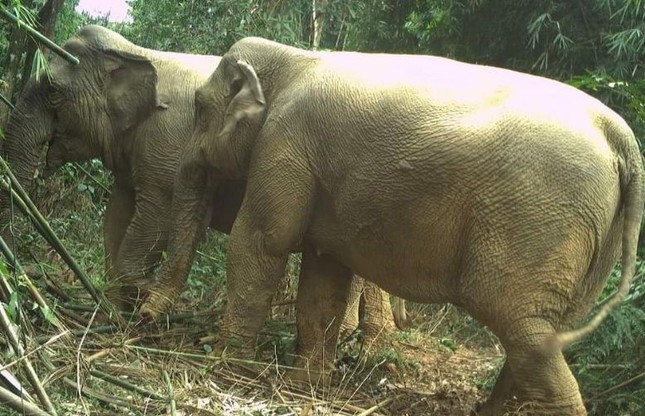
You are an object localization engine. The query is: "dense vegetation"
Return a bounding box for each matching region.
[1,1,644,415]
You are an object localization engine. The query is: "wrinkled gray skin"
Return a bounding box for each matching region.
[152,37,644,415]
[0,26,398,337]
[0,25,221,305]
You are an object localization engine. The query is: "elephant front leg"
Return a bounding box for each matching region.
[103,185,135,279]
[108,189,171,309]
[219,209,290,355]
[218,161,315,356]
[292,243,353,382]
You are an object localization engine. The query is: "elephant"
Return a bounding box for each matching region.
[0,25,399,339]
[149,37,644,415]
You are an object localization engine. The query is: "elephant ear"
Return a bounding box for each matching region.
[218,60,266,143]
[101,49,164,134]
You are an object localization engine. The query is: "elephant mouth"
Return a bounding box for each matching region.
[43,131,66,177]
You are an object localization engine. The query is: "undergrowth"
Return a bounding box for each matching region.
[567,260,645,415]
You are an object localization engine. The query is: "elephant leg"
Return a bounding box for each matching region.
[103,185,135,279]
[107,189,170,308]
[478,319,586,416]
[361,280,396,345]
[219,164,315,354]
[292,243,353,382]
[392,296,409,330]
[339,275,363,340]
[473,360,516,415]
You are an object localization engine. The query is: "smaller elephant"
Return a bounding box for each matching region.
[0,25,399,338]
[154,37,643,416]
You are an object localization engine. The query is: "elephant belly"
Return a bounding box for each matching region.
[306,194,464,305]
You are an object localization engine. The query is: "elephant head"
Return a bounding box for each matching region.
[141,39,301,317]
[189,38,309,177]
[1,25,162,234]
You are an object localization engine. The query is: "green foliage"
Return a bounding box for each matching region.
[127,0,416,53]
[127,0,313,54]
[567,261,645,415]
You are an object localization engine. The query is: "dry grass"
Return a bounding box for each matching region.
[1,264,503,416]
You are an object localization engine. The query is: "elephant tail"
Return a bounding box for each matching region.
[546,127,645,352]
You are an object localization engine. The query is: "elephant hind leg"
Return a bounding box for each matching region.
[361,280,396,344]
[478,318,586,416]
[473,360,516,415]
[292,243,354,383]
[339,276,363,340]
[339,277,397,344]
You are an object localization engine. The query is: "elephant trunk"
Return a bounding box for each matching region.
[0,81,54,241]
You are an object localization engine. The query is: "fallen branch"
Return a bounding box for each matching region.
[0,383,53,416]
[590,371,645,401]
[0,283,57,415]
[89,369,164,401]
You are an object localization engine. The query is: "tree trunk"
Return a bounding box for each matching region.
[312,0,329,50]
[0,0,64,129]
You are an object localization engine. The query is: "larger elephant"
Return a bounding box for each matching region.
[0,26,397,338]
[153,37,644,415]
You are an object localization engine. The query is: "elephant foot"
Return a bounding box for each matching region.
[199,331,257,361]
[473,397,587,416]
[139,287,181,321]
[472,397,513,416]
[104,283,146,312]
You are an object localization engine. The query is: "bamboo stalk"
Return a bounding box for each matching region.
[90,369,165,400]
[0,180,48,240]
[0,290,58,415]
[0,92,15,109]
[60,377,137,410]
[0,157,124,326]
[591,371,645,401]
[72,163,111,193]
[0,384,53,416]
[35,324,118,344]
[355,395,398,416]
[163,370,177,416]
[125,344,303,370]
[0,236,16,299]
[0,6,79,65]
[0,160,100,302]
